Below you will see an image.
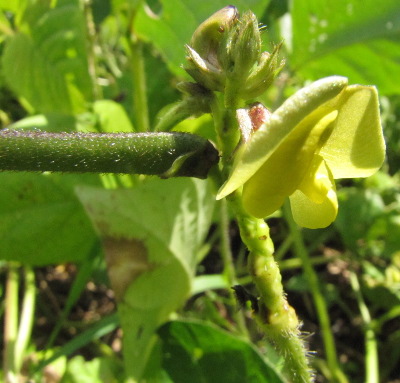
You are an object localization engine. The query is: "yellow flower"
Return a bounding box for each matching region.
[217,76,386,229]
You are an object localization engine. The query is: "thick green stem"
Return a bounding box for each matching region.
[284,202,348,383]
[212,84,312,382]
[3,264,19,383]
[210,93,240,173]
[231,195,312,383]
[350,272,379,383]
[0,130,218,178]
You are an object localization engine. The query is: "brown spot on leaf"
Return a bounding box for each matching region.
[103,237,153,301]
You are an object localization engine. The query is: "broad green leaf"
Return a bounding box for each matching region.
[0,173,99,265]
[8,113,79,132]
[93,100,135,132]
[134,0,271,77]
[8,112,101,133]
[2,0,92,113]
[290,0,400,95]
[157,320,285,383]
[335,187,385,253]
[61,354,123,383]
[76,178,214,379]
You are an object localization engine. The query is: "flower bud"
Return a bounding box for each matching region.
[190,6,238,67]
[227,11,261,78]
[242,44,285,100]
[185,45,225,91]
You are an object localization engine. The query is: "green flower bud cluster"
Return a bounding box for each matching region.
[184,6,284,101]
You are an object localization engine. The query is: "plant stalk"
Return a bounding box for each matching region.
[284,202,348,383]
[14,267,36,373]
[3,264,19,383]
[212,90,312,382]
[130,38,150,132]
[350,272,379,383]
[231,195,312,383]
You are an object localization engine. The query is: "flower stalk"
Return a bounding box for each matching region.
[231,193,313,383]
[187,6,313,381]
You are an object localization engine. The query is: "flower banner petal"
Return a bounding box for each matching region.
[320,85,385,179]
[217,76,348,200]
[242,111,338,218]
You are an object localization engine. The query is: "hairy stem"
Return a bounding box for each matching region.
[284,202,348,383]
[0,130,218,178]
[212,88,312,382]
[232,195,312,383]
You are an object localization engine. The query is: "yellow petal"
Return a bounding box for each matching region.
[289,187,338,229]
[290,158,338,228]
[320,85,385,178]
[298,155,332,204]
[242,111,338,218]
[217,76,348,200]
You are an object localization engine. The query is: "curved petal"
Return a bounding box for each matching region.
[289,187,338,229]
[242,112,338,218]
[290,158,338,228]
[216,76,348,200]
[320,85,385,179]
[298,155,332,204]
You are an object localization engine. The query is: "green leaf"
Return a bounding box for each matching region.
[61,354,123,383]
[93,100,135,132]
[157,320,285,383]
[2,0,92,113]
[76,178,214,379]
[135,0,271,77]
[335,187,385,253]
[0,173,99,265]
[290,0,400,95]
[8,113,79,132]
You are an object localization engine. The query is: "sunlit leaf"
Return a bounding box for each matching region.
[2,0,92,113]
[290,0,400,95]
[0,173,99,265]
[76,178,214,378]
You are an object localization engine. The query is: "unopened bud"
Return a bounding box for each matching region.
[185,45,225,91]
[242,43,285,100]
[229,11,261,77]
[190,6,238,67]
